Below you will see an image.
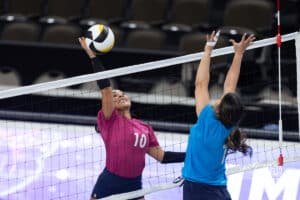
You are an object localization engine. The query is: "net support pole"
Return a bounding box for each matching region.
[296,32,300,140]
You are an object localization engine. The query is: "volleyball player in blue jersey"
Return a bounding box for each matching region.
[182,31,255,200]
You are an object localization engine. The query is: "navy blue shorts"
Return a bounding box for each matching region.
[183,180,231,200]
[91,168,143,200]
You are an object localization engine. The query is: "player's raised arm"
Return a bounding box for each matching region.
[78,37,114,119]
[194,31,219,116]
[223,33,255,94]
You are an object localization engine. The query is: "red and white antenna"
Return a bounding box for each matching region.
[276,0,284,167]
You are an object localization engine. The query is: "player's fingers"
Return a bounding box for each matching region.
[247,34,255,41]
[213,30,220,41]
[78,37,85,42]
[246,35,255,45]
[210,31,216,41]
[229,39,236,45]
[241,33,247,42]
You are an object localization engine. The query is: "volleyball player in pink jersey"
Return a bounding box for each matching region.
[78,37,186,200]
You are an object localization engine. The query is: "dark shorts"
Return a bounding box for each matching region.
[183,180,231,200]
[91,168,143,200]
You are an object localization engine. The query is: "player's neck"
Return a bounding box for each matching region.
[120,110,131,119]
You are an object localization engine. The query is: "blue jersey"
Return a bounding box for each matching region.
[182,104,233,186]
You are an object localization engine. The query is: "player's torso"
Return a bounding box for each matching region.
[104,117,153,177]
[106,118,151,154]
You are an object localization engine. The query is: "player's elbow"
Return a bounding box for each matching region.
[148,147,164,162]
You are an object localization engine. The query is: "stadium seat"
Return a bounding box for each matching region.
[126,29,166,50]
[41,24,82,45]
[40,0,86,24]
[207,0,229,27]
[80,0,127,28]
[221,0,274,36]
[0,0,44,22]
[33,69,66,84]
[121,0,169,30]
[162,0,209,33]
[0,66,21,86]
[0,22,40,42]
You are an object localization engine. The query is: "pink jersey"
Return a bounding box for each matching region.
[97,109,159,178]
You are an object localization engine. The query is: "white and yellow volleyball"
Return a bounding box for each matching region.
[85,24,115,53]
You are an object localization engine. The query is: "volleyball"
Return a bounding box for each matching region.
[85,24,115,53]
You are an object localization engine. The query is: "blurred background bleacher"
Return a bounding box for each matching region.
[0,0,299,132]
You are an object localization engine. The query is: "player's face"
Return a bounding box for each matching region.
[112,90,131,110]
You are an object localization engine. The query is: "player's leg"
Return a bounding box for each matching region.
[91,168,144,199]
[90,169,111,199]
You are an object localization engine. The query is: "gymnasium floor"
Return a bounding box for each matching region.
[0,120,300,200]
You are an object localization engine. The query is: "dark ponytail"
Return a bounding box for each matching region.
[217,93,252,156]
[226,128,252,157]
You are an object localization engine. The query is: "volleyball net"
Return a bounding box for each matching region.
[0,32,299,200]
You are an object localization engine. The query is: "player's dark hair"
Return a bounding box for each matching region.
[218,93,243,128]
[226,128,252,157]
[217,93,252,156]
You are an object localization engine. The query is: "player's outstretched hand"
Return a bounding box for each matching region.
[78,37,96,59]
[229,33,255,55]
[205,30,220,51]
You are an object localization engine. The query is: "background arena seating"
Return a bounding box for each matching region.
[0,0,299,131]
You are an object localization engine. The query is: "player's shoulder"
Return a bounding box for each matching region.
[133,118,153,130]
[199,104,214,117]
[132,118,148,126]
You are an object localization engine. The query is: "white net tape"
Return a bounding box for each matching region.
[0,32,298,100]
